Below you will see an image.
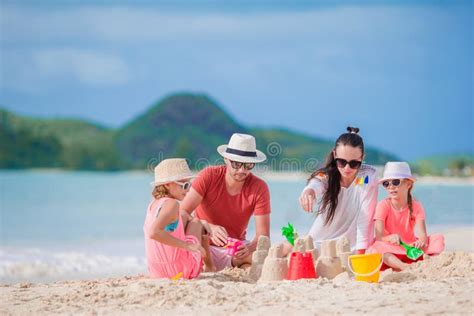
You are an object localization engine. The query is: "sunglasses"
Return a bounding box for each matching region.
[334,158,362,169]
[382,179,402,188]
[230,160,255,170]
[174,181,191,190]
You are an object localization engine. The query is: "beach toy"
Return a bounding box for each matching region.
[286,252,317,280]
[400,241,424,261]
[224,237,243,256]
[348,253,383,283]
[281,222,298,246]
[170,272,183,281]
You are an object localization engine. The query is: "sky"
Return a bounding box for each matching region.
[0,0,472,160]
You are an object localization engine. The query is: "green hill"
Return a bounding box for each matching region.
[0,109,123,170]
[116,93,247,167]
[413,153,474,176]
[0,93,399,171]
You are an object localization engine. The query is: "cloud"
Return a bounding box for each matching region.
[0,4,414,45]
[33,48,130,85]
[1,48,130,93]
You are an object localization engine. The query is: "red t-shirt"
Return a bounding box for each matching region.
[192,165,271,240]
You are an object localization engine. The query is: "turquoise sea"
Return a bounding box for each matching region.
[1,170,473,283]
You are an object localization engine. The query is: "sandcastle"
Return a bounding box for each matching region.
[258,244,288,282]
[251,235,348,281]
[315,239,344,279]
[292,235,319,262]
[336,236,352,275]
[248,235,271,281]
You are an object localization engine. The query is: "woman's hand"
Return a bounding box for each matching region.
[187,243,207,258]
[385,234,401,245]
[208,223,229,246]
[413,237,427,249]
[299,188,316,213]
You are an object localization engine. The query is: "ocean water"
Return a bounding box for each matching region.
[1,170,473,283]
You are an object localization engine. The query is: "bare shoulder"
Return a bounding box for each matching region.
[160,198,179,213]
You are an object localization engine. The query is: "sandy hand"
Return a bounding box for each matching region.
[235,243,250,259]
[387,234,401,245]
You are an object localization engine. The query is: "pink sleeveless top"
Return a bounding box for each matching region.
[143,198,202,279]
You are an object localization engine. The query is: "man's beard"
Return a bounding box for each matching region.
[232,173,248,182]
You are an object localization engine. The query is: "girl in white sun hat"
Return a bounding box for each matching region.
[367,162,445,271]
[143,158,215,279]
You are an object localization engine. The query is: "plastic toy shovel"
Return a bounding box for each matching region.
[400,241,424,260]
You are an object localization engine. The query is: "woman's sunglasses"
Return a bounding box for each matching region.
[174,181,191,190]
[230,160,255,170]
[382,179,402,188]
[335,158,362,169]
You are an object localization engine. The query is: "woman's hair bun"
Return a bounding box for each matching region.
[347,126,360,134]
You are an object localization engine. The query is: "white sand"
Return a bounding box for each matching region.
[2,229,473,315]
[1,251,472,315]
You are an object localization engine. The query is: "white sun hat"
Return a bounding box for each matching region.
[217,133,267,163]
[150,158,195,186]
[378,161,417,183]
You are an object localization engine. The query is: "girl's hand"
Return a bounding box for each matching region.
[413,237,427,249]
[299,188,316,213]
[386,234,400,245]
[209,224,229,246]
[187,243,206,258]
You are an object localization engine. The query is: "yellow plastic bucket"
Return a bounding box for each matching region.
[348,253,383,283]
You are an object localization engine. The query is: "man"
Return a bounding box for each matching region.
[180,133,271,271]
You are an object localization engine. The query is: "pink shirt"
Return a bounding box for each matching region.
[373,198,426,244]
[143,198,201,279]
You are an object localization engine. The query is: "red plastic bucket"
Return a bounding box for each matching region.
[286,252,317,280]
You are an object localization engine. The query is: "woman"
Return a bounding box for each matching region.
[298,127,378,253]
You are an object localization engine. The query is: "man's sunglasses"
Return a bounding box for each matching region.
[335,158,362,169]
[382,179,402,188]
[230,160,255,170]
[174,181,191,190]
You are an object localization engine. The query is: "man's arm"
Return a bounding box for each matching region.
[180,187,229,246]
[180,187,203,214]
[248,214,270,252]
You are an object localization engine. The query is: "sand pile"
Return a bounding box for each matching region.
[405,251,474,280]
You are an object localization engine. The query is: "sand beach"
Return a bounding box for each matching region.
[1,231,473,315]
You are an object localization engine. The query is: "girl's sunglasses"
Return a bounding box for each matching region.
[230,160,255,170]
[335,158,362,169]
[174,181,191,190]
[382,179,401,188]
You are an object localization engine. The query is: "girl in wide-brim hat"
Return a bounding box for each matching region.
[144,158,215,279]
